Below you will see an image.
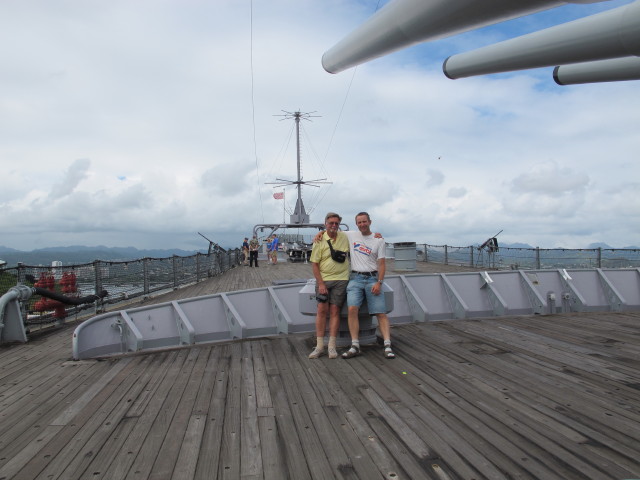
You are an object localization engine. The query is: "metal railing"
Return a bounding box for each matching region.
[416,244,640,270]
[0,249,242,327]
[2,243,638,329]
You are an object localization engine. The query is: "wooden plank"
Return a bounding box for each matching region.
[123,348,201,480]
[394,321,639,479]
[240,342,262,478]
[270,337,338,479]
[147,347,210,480]
[77,417,138,480]
[16,355,148,480]
[275,337,361,479]
[1,290,640,480]
[218,343,242,479]
[286,335,415,479]
[0,425,63,480]
[257,415,287,480]
[194,345,230,479]
[99,350,185,480]
[171,414,208,480]
[51,357,133,426]
[0,359,110,456]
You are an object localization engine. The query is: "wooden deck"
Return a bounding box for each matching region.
[1,259,639,479]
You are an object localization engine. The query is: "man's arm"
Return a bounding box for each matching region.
[371,257,386,295]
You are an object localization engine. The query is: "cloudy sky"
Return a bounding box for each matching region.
[1,0,638,252]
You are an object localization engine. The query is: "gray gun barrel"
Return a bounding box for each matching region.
[553,56,640,84]
[443,1,640,79]
[321,0,610,74]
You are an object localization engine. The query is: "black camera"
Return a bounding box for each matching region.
[316,293,328,303]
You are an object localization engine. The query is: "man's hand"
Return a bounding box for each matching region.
[371,282,382,295]
[313,231,324,243]
[374,232,383,238]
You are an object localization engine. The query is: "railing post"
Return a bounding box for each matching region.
[16,262,26,285]
[93,260,104,313]
[469,246,474,268]
[172,255,178,290]
[196,253,202,283]
[597,247,602,268]
[143,258,150,295]
[94,260,103,296]
[536,247,541,269]
[444,245,449,265]
[424,244,428,263]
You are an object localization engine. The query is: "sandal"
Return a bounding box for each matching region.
[308,348,325,359]
[341,346,361,359]
[384,347,395,359]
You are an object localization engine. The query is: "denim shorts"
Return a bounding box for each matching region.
[346,272,387,314]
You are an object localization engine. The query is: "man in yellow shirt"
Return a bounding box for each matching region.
[309,212,350,359]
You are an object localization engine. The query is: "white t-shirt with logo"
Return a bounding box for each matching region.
[344,230,386,273]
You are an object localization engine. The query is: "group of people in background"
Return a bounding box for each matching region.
[241,234,279,267]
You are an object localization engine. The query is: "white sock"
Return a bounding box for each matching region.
[316,337,324,350]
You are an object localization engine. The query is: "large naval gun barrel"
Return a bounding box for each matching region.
[553,56,640,84]
[322,0,613,74]
[443,1,640,80]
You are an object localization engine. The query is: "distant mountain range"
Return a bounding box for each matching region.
[0,245,208,268]
[497,242,639,250]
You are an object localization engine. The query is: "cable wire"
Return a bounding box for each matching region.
[250,0,264,223]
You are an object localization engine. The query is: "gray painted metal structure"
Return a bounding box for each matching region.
[322,0,640,85]
[68,267,640,360]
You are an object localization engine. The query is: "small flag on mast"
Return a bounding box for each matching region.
[273,192,284,200]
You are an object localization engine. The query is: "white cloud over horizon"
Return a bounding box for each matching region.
[1,0,639,253]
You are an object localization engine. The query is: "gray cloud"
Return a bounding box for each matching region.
[426,169,445,187]
[48,158,91,200]
[0,1,638,250]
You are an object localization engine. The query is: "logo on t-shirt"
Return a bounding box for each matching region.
[353,242,372,256]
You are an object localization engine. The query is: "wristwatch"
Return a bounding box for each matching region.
[377,279,383,284]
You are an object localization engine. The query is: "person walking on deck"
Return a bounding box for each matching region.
[268,234,279,265]
[249,235,260,267]
[242,237,250,266]
[308,212,350,359]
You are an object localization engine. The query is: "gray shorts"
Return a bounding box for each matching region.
[316,280,348,307]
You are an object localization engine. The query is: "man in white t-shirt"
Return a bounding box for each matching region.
[342,212,394,359]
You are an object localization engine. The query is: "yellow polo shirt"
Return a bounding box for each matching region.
[310,231,350,280]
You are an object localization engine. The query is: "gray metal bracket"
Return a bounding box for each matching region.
[440,274,468,319]
[221,293,247,339]
[518,271,547,315]
[595,269,627,311]
[480,272,507,317]
[111,311,144,354]
[171,301,196,345]
[558,269,588,312]
[268,286,294,334]
[399,275,428,322]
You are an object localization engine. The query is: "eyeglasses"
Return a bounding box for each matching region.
[326,221,340,225]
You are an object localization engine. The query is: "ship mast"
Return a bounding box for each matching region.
[253,110,341,238]
[266,110,330,225]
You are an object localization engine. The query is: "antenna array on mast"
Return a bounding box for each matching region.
[265,111,332,224]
